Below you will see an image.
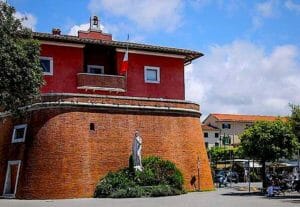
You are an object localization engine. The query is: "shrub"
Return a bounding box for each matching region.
[94,156,184,198]
[135,156,184,189]
[110,186,146,198]
[146,185,173,197]
[94,169,135,198]
[108,185,184,198]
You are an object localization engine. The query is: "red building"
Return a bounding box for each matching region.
[0,16,213,199]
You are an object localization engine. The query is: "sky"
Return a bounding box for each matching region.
[6,0,300,119]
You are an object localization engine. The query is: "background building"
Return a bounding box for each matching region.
[202,113,286,147]
[201,124,221,149]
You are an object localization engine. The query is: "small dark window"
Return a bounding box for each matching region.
[222,136,231,145]
[215,142,219,147]
[12,124,27,143]
[215,133,219,138]
[222,123,231,129]
[40,57,53,75]
[90,123,95,131]
[205,142,208,148]
[15,128,25,139]
[204,132,208,138]
[87,65,104,74]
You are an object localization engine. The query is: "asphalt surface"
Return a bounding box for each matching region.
[0,183,299,207]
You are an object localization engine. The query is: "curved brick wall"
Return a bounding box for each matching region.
[0,97,213,199]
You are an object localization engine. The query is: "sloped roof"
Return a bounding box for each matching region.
[201,124,220,131]
[33,32,203,63]
[209,113,287,122]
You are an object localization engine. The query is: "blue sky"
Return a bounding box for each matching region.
[7,0,300,118]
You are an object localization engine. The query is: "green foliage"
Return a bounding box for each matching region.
[208,146,241,167]
[144,185,183,197]
[290,104,300,143]
[94,169,135,198]
[109,185,183,198]
[0,2,43,115]
[110,186,145,198]
[94,156,184,198]
[240,120,298,162]
[135,156,183,189]
[240,120,298,187]
[250,171,261,182]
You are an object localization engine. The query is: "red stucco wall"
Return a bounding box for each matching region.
[116,52,185,100]
[40,44,185,100]
[40,45,84,94]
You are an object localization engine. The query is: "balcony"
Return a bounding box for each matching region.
[77,73,126,92]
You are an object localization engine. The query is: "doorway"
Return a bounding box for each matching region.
[3,160,21,198]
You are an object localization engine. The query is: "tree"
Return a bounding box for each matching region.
[240,120,298,188]
[290,104,300,142]
[0,2,43,115]
[208,146,241,169]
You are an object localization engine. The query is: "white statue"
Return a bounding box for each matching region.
[132,131,143,171]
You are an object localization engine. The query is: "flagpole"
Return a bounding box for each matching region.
[125,34,129,92]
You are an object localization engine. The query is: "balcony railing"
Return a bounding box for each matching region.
[77,73,126,92]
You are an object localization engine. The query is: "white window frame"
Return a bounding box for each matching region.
[40,56,53,75]
[144,66,160,83]
[11,124,27,143]
[3,160,21,198]
[87,65,104,74]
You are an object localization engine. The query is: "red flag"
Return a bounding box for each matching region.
[120,50,128,75]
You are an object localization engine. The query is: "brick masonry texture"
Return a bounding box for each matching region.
[41,94,200,111]
[0,97,213,199]
[77,73,126,90]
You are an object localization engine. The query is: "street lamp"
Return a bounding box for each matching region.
[297,147,300,179]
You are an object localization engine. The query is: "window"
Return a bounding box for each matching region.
[205,142,208,149]
[245,124,253,128]
[215,142,219,147]
[144,66,160,83]
[222,123,231,129]
[204,132,208,138]
[40,57,53,75]
[11,124,27,143]
[90,123,95,131]
[215,133,219,138]
[222,136,231,145]
[87,65,104,74]
[3,160,21,198]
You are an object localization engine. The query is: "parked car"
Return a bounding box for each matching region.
[214,170,239,185]
[215,171,228,187]
[226,171,239,183]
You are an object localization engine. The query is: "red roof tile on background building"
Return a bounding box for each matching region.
[211,113,287,122]
[201,124,220,131]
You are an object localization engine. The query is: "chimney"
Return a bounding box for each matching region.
[52,28,61,35]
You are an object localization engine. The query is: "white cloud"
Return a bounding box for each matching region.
[68,23,90,36]
[252,0,279,29]
[256,0,277,18]
[14,11,37,31]
[68,22,105,36]
[185,41,300,119]
[285,0,300,13]
[87,0,183,32]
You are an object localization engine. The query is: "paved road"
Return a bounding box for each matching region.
[0,184,299,207]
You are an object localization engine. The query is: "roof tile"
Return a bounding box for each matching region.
[211,113,287,122]
[33,32,203,63]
